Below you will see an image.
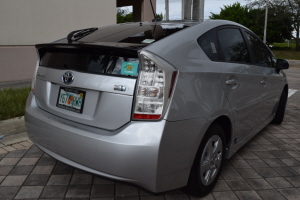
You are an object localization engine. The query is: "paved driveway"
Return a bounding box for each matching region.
[0,67,300,200]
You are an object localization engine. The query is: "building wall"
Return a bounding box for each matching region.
[141,0,156,22]
[0,0,116,45]
[0,46,36,82]
[0,0,116,82]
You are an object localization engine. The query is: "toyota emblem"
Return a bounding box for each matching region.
[62,71,74,84]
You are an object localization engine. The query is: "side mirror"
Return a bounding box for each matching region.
[276,59,289,70]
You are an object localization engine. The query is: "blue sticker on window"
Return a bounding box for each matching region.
[121,62,138,76]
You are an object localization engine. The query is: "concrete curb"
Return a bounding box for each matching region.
[0,116,30,149]
[0,116,26,136]
[0,79,31,90]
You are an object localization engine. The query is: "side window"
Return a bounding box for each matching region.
[245,32,274,67]
[217,28,250,63]
[197,29,218,61]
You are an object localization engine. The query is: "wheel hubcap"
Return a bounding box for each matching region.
[200,135,223,186]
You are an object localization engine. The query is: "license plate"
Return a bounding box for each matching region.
[56,87,86,113]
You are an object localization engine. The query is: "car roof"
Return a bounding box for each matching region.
[42,20,249,51]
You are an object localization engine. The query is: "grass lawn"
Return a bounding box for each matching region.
[0,87,31,121]
[272,50,300,60]
[273,42,296,48]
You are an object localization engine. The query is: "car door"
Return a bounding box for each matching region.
[243,31,283,119]
[218,27,266,143]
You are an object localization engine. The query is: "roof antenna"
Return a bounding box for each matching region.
[150,0,161,22]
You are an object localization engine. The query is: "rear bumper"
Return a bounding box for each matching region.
[25,92,208,192]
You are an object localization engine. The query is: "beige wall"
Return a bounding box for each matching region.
[0,0,116,82]
[141,0,156,22]
[0,46,36,82]
[0,0,116,45]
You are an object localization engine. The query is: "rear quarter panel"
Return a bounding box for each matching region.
[144,21,234,122]
[142,21,236,187]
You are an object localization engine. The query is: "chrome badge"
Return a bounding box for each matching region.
[114,85,126,92]
[62,71,74,85]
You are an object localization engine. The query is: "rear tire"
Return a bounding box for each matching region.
[272,89,287,124]
[185,123,226,197]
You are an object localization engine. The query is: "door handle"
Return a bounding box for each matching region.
[226,79,238,85]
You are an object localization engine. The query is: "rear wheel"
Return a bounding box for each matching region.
[272,89,287,124]
[185,124,225,197]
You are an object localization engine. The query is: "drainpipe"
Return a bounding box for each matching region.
[165,0,169,21]
[200,0,205,21]
[183,0,192,20]
[193,0,205,21]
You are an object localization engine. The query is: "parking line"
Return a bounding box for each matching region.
[288,89,298,98]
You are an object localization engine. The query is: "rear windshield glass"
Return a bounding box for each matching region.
[39,48,139,77]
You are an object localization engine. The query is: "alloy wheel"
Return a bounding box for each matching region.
[200,135,223,186]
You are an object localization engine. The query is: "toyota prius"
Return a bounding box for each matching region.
[25,20,289,197]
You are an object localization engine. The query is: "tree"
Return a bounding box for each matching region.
[117,9,163,24]
[210,3,251,27]
[247,0,299,50]
[117,9,133,24]
[247,7,293,44]
[210,2,293,44]
[155,13,163,20]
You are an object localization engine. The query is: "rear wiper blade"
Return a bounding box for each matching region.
[67,27,98,42]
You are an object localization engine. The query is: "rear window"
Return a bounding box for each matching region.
[197,29,218,61]
[39,47,139,77]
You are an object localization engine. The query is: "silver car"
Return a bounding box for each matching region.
[25,20,289,197]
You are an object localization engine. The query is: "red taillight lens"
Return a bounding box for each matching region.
[132,51,177,120]
[133,114,161,120]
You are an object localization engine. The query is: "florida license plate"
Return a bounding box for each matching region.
[56,87,86,113]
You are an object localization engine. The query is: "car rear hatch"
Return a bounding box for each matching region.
[34,44,140,130]
[33,22,195,130]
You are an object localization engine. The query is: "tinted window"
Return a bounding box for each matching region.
[198,29,218,61]
[245,32,274,67]
[39,48,139,77]
[218,28,250,63]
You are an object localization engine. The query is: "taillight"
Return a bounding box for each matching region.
[133,51,177,120]
[31,61,39,94]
